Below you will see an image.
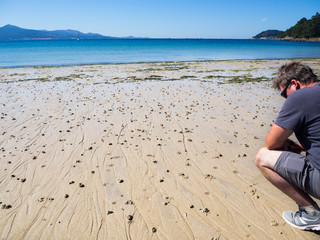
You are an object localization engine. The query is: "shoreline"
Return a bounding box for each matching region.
[1,59,319,239]
[1,57,320,69]
[274,37,320,42]
[252,37,320,42]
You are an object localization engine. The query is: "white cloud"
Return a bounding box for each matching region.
[261,18,267,22]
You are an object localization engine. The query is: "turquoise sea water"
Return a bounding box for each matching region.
[0,39,320,68]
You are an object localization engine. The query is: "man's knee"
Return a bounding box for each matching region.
[255,147,282,170]
[255,147,269,169]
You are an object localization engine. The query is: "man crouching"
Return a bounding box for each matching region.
[255,62,320,231]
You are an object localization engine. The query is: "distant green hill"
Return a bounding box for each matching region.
[277,12,320,39]
[0,25,142,40]
[252,30,283,39]
[0,25,115,40]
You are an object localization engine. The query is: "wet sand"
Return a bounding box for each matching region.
[0,59,320,239]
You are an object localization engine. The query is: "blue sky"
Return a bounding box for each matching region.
[0,0,319,38]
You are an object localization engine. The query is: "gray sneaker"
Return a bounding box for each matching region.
[282,207,320,231]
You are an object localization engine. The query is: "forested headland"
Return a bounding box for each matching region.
[253,12,320,41]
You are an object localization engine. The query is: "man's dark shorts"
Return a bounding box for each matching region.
[274,151,320,200]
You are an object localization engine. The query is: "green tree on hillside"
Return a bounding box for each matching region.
[277,12,320,38]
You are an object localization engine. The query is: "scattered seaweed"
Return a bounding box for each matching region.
[144,75,163,80]
[136,68,163,72]
[15,77,52,82]
[53,76,73,81]
[203,75,229,79]
[180,75,196,79]
[67,74,87,79]
[218,75,270,84]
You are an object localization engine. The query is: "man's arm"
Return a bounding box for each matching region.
[265,124,304,153]
[265,124,293,150]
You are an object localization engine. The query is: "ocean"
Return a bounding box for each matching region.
[0,39,320,68]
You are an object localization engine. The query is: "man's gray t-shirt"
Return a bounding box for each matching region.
[275,82,320,170]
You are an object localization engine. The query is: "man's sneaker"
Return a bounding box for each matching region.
[282,207,320,231]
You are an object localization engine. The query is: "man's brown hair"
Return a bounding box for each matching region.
[272,62,319,90]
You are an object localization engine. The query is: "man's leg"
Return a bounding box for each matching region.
[256,147,320,230]
[255,147,315,207]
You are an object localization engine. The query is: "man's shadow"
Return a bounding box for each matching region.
[308,230,320,235]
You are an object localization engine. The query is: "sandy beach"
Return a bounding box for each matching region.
[1,59,320,239]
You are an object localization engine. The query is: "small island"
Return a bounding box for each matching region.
[252,30,283,40]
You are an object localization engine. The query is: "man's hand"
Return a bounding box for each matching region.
[287,139,305,154]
